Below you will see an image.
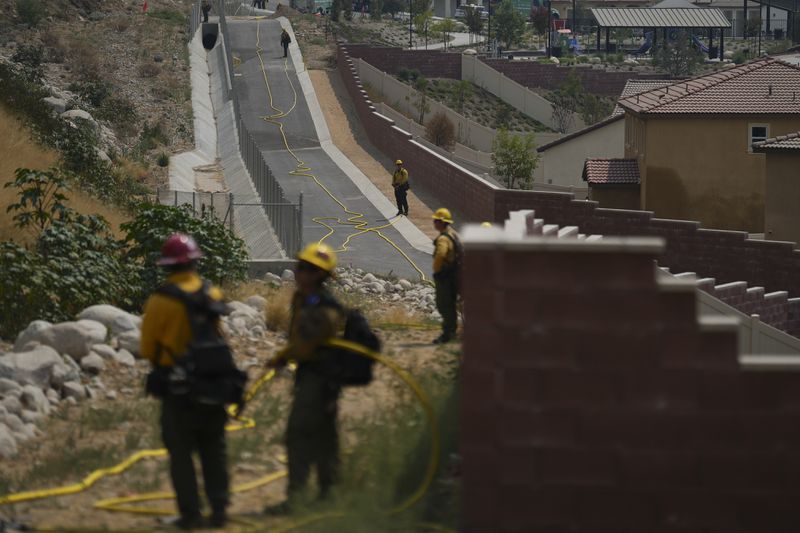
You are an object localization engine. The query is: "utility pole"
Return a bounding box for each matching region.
[409,0,413,48]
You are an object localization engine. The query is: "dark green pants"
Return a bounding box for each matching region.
[435,274,458,337]
[161,396,229,519]
[286,366,340,500]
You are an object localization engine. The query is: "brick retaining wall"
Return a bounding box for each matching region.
[342,44,462,79]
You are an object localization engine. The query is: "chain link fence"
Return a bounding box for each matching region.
[157,189,235,232]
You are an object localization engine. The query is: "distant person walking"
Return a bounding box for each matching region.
[201,0,211,22]
[392,159,409,217]
[281,28,292,58]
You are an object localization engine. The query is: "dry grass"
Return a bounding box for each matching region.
[265,285,295,332]
[0,106,131,243]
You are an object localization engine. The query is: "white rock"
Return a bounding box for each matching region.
[62,381,86,400]
[231,317,247,332]
[2,396,22,415]
[4,413,24,432]
[0,405,6,417]
[0,424,17,458]
[370,282,385,294]
[90,344,117,360]
[264,272,282,285]
[116,329,141,355]
[21,410,41,424]
[251,326,265,338]
[245,295,267,311]
[0,377,21,395]
[21,385,50,414]
[80,353,105,374]
[362,273,377,283]
[61,109,98,129]
[77,305,136,330]
[281,269,295,282]
[105,390,117,400]
[0,345,62,388]
[46,388,60,404]
[399,279,412,290]
[44,96,67,113]
[34,321,104,359]
[86,386,100,400]
[65,396,78,406]
[113,349,136,367]
[20,423,37,440]
[13,320,52,352]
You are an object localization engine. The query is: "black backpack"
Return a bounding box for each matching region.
[146,282,248,407]
[315,294,380,386]
[437,231,463,288]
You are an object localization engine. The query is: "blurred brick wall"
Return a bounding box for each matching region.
[343,44,462,79]
[337,44,800,302]
[460,235,800,532]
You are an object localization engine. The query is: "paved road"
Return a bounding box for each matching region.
[228,19,432,279]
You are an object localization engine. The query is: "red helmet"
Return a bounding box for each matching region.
[157,233,203,266]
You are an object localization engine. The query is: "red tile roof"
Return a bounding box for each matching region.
[582,158,641,185]
[617,58,800,115]
[753,131,800,151]
[612,79,673,116]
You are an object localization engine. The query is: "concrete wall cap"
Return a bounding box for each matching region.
[698,315,740,332]
[740,354,800,371]
[461,226,665,253]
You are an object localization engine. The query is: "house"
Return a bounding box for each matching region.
[617,57,800,232]
[582,158,641,208]
[753,131,800,247]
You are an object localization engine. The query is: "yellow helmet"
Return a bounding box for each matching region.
[432,207,453,224]
[480,221,492,228]
[296,243,337,273]
[395,159,403,165]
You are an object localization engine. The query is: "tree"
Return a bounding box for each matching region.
[414,9,432,34]
[449,80,473,114]
[370,0,383,19]
[493,0,527,48]
[581,94,613,126]
[4,168,71,235]
[425,112,456,149]
[492,129,539,190]
[529,5,548,37]
[548,69,582,133]
[432,18,458,50]
[494,102,513,128]
[652,30,703,77]
[331,0,342,21]
[16,0,45,27]
[464,4,484,39]
[382,0,403,18]
[343,0,353,20]
[411,76,430,124]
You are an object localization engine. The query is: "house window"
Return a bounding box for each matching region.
[749,124,769,151]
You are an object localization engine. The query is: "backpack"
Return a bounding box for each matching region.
[146,282,248,407]
[314,293,380,386]
[436,231,463,288]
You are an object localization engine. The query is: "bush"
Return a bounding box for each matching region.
[68,39,101,79]
[11,43,45,82]
[16,0,45,27]
[136,121,170,153]
[157,152,169,167]
[138,62,160,78]
[122,203,248,305]
[397,67,421,83]
[732,49,748,64]
[70,77,111,106]
[425,112,456,150]
[96,94,138,137]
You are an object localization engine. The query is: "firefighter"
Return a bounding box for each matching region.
[265,243,345,514]
[392,159,409,217]
[281,28,292,58]
[432,208,461,344]
[139,233,231,530]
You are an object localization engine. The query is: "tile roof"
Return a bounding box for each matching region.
[752,131,800,151]
[612,79,673,116]
[617,58,800,115]
[582,158,641,185]
[591,7,730,28]
[537,115,623,152]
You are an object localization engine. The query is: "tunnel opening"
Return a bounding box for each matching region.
[202,23,219,50]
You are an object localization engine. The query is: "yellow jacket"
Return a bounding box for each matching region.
[433,227,459,274]
[392,168,408,187]
[140,271,224,367]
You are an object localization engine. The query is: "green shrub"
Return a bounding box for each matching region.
[11,43,45,81]
[397,67,421,83]
[122,203,248,305]
[96,94,139,137]
[136,121,170,153]
[157,152,169,167]
[148,8,186,24]
[16,0,45,27]
[69,77,111,107]
[732,49,748,64]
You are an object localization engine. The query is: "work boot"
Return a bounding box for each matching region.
[173,514,205,530]
[432,333,452,344]
[396,210,403,216]
[210,510,227,528]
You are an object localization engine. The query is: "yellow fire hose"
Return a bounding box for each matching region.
[0,338,453,532]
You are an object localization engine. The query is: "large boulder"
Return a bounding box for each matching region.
[43,96,67,114]
[0,345,62,388]
[245,295,267,311]
[116,329,141,355]
[80,353,105,375]
[1,396,22,416]
[13,320,52,352]
[0,378,21,395]
[113,349,136,367]
[21,385,50,415]
[0,424,17,458]
[61,109,98,130]
[62,381,87,401]
[78,305,140,335]
[37,321,107,359]
[90,344,117,360]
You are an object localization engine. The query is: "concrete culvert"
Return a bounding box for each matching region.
[202,23,219,50]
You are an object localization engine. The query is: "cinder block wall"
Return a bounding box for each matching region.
[343,44,462,79]
[460,233,800,532]
[337,44,800,301]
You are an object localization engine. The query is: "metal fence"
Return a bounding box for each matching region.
[157,189,235,232]
[194,0,305,256]
[189,1,202,40]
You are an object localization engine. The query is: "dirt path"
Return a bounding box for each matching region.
[308,69,439,241]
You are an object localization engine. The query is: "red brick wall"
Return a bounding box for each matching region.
[337,44,800,301]
[461,239,800,532]
[481,58,670,97]
[343,44,462,79]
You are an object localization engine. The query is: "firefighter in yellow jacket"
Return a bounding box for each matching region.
[140,233,230,530]
[432,208,461,344]
[392,159,409,217]
[265,243,345,514]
